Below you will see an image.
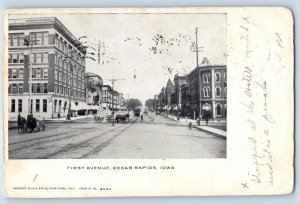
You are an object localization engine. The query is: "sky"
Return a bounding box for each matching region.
[11,13,226,103]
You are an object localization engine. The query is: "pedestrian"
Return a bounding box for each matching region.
[205,115,209,126]
[140,113,144,123]
[196,117,200,126]
[188,121,192,130]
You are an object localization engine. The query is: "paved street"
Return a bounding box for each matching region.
[8,112,226,159]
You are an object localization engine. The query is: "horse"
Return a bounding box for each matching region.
[26,115,37,133]
[17,116,26,133]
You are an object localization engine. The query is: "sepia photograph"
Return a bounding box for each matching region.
[7,12,227,159]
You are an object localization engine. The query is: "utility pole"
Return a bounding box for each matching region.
[103,77,126,126]
[190,27,204,120]
[195,27,199,68]
[67,64,74,120]
[24,38,39,115]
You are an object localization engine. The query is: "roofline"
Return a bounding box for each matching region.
[9,17,86,54]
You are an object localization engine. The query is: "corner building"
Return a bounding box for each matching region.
[187,65,227,120]
[8,17,86,120]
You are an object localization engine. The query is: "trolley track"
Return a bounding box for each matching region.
[36,117,137,159]
[9,122,109,152]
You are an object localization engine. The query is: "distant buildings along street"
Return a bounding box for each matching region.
[152,60,227,121]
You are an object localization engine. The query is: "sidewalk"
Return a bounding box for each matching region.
[161,113,226,138]
[193,125,226,138]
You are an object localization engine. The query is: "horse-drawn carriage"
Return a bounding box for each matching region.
[17,114,46,133]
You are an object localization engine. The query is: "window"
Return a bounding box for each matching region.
[59,72,62,82]
[8,34,12,46]
[43,33,49,45]
[36,99,40,112]
[8,84,11,94]
[58,100,62,113]
[58,57,62,67]
[44,83,48,93]
[36,83,41,93]
[12,68,17,78]
[54,70,58,80]
[55,54,58,65]
[30,33,37,45]
[36,53,42,63]
[18,84,23,93]
[54,100,57,113]
[216,86,221,97]
[43,99,47,112]
[43,52,48,63]
[19,68,24,78]
[202,74,206,83]
[13,34,19,46]
[43,68,48,78]
[58,37,61,48]
[36,68,42,78]
[11,99,15,112]
[216,104,222,116]
[63,101,67,113]
[8,54,12,63]
[19,53,24,63]
[215,72,221,83]
[224,87,227,98]
[32,68,36,78]
[31,84,36,93]
[30,53,36,63]
[18,99,22,112]
[12,54,18,63]
[12,84,17,94]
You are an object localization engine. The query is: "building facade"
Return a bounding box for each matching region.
[173,74,187,113]
[101,85,113,109]
[85,72,103,106]
[187,65,227,120]
[8,17,87,120]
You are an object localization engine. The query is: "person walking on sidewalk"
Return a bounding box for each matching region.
[140,112,144,123]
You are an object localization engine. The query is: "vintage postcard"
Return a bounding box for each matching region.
[2,7,294,197]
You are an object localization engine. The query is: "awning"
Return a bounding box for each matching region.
[70,102,80,111]
[89,105,100,110]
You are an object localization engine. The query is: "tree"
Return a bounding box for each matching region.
[145,99,155,109]
[124,98,142,110]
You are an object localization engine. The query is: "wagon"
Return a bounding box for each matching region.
[17,115,46,134]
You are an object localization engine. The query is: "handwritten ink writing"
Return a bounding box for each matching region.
[241,67,253,97]
[255,81,275,124]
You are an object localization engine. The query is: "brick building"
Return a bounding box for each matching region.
[187,64,227,120]
[8,17,87,120]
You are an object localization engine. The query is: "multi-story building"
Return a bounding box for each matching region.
[101,85,113,109]
[187,64,227,120]
[157,87,165,112]
[85,72,103,106]
[180,83,190,117]
[173,74,187,113]
[165,79,175,107]
[7,17,87,120]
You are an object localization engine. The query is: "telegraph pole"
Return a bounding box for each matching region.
[190,27,204,120]
[103,77,126,126]
[24,38,39,115]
